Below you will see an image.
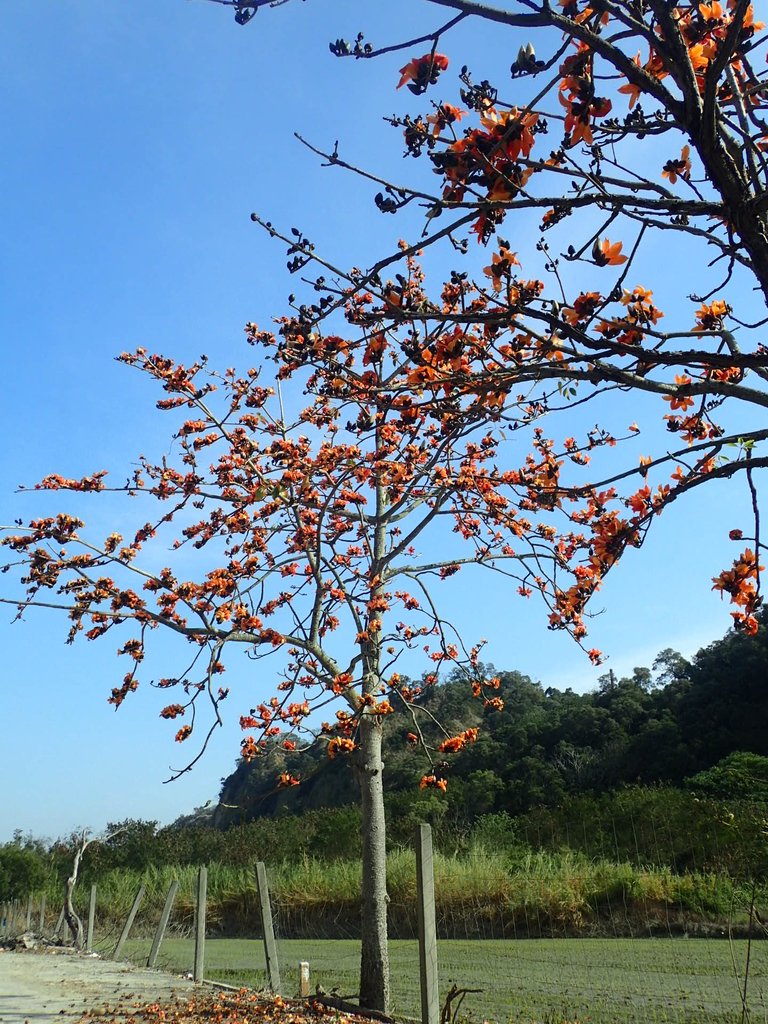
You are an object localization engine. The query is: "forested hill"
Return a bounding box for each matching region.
[215,611,768,828]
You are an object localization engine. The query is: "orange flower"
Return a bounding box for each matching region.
[628,485,652,513]
[437,727,480,753]
[592,238,628,266]
[699,1,723,19]
[480,107,538,161]
[327,737,357,759]
[618,78,642,108]
[241,736,261,761]
[741,4,764,31]
[694,299,729,331]
[483,247,521,291]
[160,704,185,720]
[732,612,760,635]
[662,146,691,185]
[397,53,449,93]
[426,103,465,137]
[175,724,192,743]
[687,42,715,73]
[663,374,695,412]
[619,51,668,106]
[563,291,602,324]
[420,774,448,792]
[712,550,763,623]
[277,772,300,787]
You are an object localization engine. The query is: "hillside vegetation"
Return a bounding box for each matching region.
[214,609,768,833]
[3,613,768,938]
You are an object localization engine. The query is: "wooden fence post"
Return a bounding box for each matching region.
[25,895,33,931]
[86,884,97,951]
[255,862,281,994]
[194,867,207,983]
[113,885,146,960]
[416,823,439,1024]
[147,879,178,969]
[54,905,65,938]
[38,893,47,933]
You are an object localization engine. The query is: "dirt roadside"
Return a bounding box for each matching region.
[0,947,198,1024]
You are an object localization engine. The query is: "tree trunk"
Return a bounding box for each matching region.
[354,714,390,1014]
[64,841,87,949]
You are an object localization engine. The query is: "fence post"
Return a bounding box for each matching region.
[299,961,311,998]
[255,862,281,994]
[194,867,207,983]
[416,823,439,1024]
[113,885,146,960]
[148,879,179,969]
[38,893,47,933]
[25,895,33,931]
[86,884,97,951]
[54,905,65,939]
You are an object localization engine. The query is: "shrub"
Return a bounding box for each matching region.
[0,845,47,900]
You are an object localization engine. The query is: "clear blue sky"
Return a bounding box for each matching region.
[0,1,747,843]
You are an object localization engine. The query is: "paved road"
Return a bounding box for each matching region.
[0,948,197,1024]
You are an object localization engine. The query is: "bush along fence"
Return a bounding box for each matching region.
[5,826,768,1024]
[0,825,443,1024]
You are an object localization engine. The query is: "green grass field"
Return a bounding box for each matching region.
[114,936,768,1024]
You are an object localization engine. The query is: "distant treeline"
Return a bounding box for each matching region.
[215,607,768,827]
[4,791,768,937]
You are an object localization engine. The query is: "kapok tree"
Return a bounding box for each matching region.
[1,295,609,1008]
[212,0,768,635]
[6,0,768,1006]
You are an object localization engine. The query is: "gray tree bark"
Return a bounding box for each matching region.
[355,714,390,1014]
[63,837,88,949]
[63,827,125,949]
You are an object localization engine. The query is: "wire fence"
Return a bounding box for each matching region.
[3,805,768,1024]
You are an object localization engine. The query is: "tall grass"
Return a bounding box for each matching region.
[55,845,761,940]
